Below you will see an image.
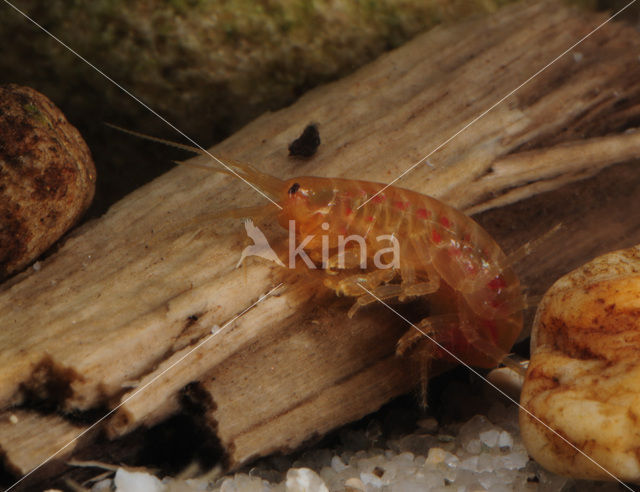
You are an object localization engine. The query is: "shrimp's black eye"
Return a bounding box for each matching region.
[288,183,300,196]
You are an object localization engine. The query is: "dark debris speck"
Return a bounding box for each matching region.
[288,123,320,158]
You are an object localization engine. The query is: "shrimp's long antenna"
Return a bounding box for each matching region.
[504,223,563,268]
[107,123,286,203]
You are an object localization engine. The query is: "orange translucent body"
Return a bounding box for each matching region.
[277,176,523,368]
[114,128,524,370]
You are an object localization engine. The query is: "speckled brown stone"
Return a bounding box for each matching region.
[0,84,95,279]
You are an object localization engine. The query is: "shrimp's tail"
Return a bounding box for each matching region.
[106,123,286,200]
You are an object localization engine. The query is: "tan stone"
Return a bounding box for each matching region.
[520,245,640,482]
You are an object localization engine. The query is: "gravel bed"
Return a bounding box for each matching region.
[89,388,622,492]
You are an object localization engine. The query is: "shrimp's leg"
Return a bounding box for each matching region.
[398,276,440,301]
[324,233,442,316]
[500,354,527,377]
[346,283,407,318]
[396,314,458,356]
[457,322,523,374]
[396,316,454,409]
[323,268,396,297]
[324,268,404,317]
[398,238,441,301]
[325,241,443,316]
[451,297,524,371]
[324,248,368,273]
[334,273,440,318]
[396,318,435,356]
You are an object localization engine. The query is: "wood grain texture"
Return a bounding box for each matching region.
[1,0,640,482]
[0,410,90,477]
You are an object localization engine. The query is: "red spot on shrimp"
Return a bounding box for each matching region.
[344,206,353,216]
[373,194,386,203]
[393,200,410,211]
[416,208,431,219]
[488,275,507,291]
[366,215,375,222]
[439,216,451,228]
[431,229,442,244]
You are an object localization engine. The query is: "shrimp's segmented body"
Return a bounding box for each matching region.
[280,177,523,369]
[113,127,524,372]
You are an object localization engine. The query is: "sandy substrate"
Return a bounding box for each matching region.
[86,374,622,492]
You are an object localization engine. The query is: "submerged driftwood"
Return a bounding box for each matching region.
[2,0,640,485]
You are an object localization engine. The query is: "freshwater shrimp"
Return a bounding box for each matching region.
[113,126,525,376]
